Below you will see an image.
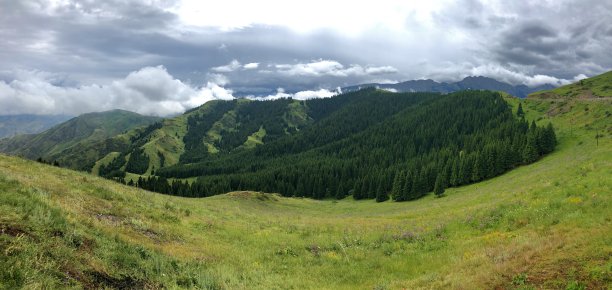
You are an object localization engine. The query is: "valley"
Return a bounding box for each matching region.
[0,84,610,289]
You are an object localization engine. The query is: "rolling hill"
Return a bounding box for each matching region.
[529,71,612,99]
[0,81,609,289]
[342,76,556,98]
[0,110,160,167]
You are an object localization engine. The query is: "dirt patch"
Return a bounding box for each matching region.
[79,237,96,254]
[227,191,279,201]
[530,92,560,99]
[87,270,156,289]
[0,223,29,237]
[94,213,123,226]
[140,229,162,244]
[547,102,571,117]
[524,257,609,289]
[64,268,159,290]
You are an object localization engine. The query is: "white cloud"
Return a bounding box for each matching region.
[379,87,398,93]
[207,73,230,86]
[0,66,234,116]
[273,60,398,77]
[212,60,262,72]
[248,87,340,101]
[294,89,338,100]
[211,60,242,72]
[243,62,259,70]
[467,65,582,87]
[171,0,446,35]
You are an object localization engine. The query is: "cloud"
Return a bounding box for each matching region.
[212,60,261,72]
[1,0,611,110]
[0,66,234,116]
[273,60,398,77]
[379,87,398,93]
[248,87,340,101]
[467,65,585,87]
[243,62,259,70]
[211,60,242,72]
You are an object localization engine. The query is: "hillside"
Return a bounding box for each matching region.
[0,110,160,167]
[56,89,439,176]
[529,70,612,99]
[0,114,72,139]
[342,76,555,98]
[0,92,609,289]
[79,89,554,201]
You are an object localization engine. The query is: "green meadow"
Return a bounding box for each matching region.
[0,96,610,289]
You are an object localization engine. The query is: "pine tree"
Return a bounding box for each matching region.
[541,123,556,153]
[391,171,404,201]
[433,174,445,197]
[375,178,389,202]
[449,157,459,186]
[353,179,362,200]
[402,171,413,201]
[516,102,525,117]
[335,182,346,199]
[522,135,539,163]
[471,152,483,182]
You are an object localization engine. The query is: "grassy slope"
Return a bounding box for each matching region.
[529,71,612,98]
[0,97,610,289]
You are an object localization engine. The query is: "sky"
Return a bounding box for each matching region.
[0,0,611,116]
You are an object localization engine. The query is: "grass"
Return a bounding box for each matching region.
[529,70,612,98]
[0,97,610,289]
[242,126,266,149]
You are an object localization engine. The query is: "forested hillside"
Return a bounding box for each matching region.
[93,89,437,179]
[87,89,555,200]
[151,91,555,199]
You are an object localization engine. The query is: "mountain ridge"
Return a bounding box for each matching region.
[0,114,73,139]
[0,110,160,166]
[342,76,556,98]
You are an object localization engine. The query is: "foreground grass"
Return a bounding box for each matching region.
[0,97,610,289]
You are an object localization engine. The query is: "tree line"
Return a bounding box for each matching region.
[119,91,555,202]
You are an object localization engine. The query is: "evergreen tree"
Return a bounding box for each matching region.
[391,171,404,201]
[516,102,525,117]
[352,179,363,200]
[401,171,413,201]
[375,179,389,202]
[522,141,539,163]
[433,174,445,197]
[335,182,346,199]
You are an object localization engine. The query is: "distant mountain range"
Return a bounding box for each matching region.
[342,76,556,98]
[0,114,72,139]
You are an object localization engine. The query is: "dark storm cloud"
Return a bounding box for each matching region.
[1,0,611,115]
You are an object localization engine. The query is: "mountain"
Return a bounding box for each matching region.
[54,89,555,202]
[0,114,72,139]
[342,76,556,98]
[0,110,160,166]
[0,85,609,289]
[529,70,612,99]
